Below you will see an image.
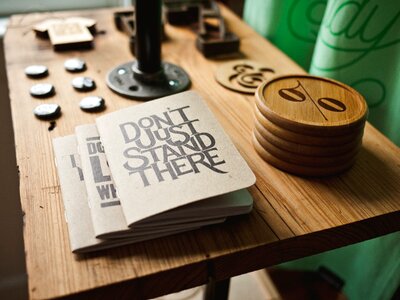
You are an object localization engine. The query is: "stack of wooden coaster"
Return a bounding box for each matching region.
[253,75,368,177]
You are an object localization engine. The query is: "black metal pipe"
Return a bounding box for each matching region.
[134,0,162,74]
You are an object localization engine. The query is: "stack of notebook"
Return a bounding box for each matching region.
[53,91,255,253]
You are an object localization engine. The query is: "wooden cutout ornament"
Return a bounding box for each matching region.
[215,59,275,94]
[33,17,96,50]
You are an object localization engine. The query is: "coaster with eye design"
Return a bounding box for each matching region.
[252,75,367,177]
[255,74,368,136]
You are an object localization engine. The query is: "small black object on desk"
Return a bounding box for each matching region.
[64,58,86,73]
[72,77,96,92]
[30,83,55,98]
[195,1,240,57]
[25,65,49,78]
[106,0,190,100]
[79,96,105,112]
[33,103,61,119]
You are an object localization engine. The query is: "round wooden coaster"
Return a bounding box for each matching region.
[256,75,368,136]
[254,119,362,157]
[254,107,364,146]
[252,134,356,177]
[253,129,358,167]
[215,59,275,94]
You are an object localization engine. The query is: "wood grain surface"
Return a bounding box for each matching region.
[256,75,368,136]
[252,133,356,176]
[4,6,400,300]
[253,129,359,167]
[254,108,364,147]
[254,118,362,157]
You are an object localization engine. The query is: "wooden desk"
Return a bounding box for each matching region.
[4,6,400,300]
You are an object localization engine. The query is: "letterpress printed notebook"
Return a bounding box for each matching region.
[75,124,227,239]
[53,91,255,252]
[76,125,130,238]
[53,135,108,252]
[96,91,256,227]
[54,135,224,252]
[53,135,176,252]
